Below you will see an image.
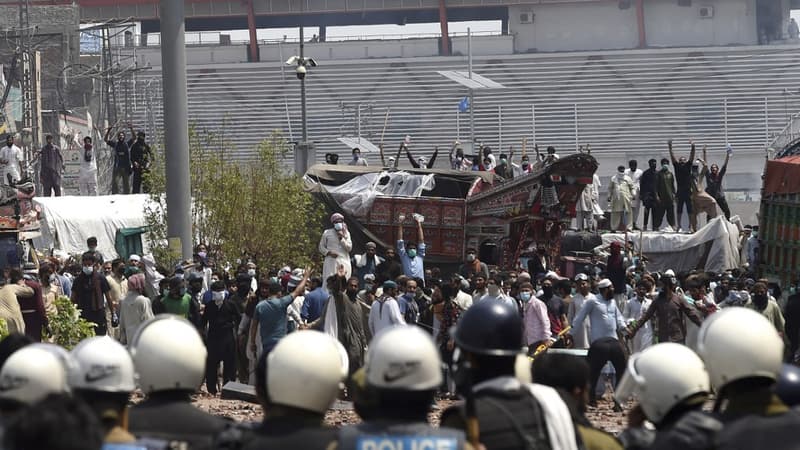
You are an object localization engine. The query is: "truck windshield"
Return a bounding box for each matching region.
[0,236,20,270]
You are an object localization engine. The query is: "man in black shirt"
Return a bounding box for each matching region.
[201,281,238,395]
[104,127,132,194]
[669,140,695,232]
[128,127,152,194]
[640,159,658,230]
[704,145,731,219]
[70,252,111,336]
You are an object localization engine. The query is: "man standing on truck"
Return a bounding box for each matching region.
[654,158,677,231]
[704,144,732,220]
[128,126,152,194]
[104,127,132,194]
[39,134,64,197]
[669,139,696,232]
[0,134,23,185]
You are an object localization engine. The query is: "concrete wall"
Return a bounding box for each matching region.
[508,0,758,53]
[644,0,758,47]
[508,2,639,53]
[131,35,514,67]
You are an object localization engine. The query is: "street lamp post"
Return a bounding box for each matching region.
[286,47,317,175]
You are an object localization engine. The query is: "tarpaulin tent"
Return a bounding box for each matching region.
[598,216,740,273]
[32,194,154,260]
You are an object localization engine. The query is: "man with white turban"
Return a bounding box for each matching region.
[319,213,352,291]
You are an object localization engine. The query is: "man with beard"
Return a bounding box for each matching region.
[376,247,402,283]
[746,282,785,335]
[630,274,703,345]
[312,268,368,384]
[353,242,382,287]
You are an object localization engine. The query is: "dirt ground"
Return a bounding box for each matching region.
[189,390,631,435]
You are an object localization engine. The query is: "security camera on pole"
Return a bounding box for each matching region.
[285,13,318,175]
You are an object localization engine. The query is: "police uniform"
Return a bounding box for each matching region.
[713,389,800,450]
[128,392,229,450]
[440,378,553,450]
[338,421,467,450]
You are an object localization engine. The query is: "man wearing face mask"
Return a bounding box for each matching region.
[527,244,551,280]
[521,282,551,352]
[654,158,677,231]
[71,252,112,336]
[539,278,568,340]
[397,214,426,282]
[162,276,192,319]
[746,225,760,270]
[746,282,786,336]
[449,141,469,171]
[625,160,643,230]
[568,274,594,350]
[479,277,516,310]
[319,213,353,291]
[186,272,205,331]
[202,281,238,395]
[608,165,634,231]
[458,247,488,280]
[79,136,99,196]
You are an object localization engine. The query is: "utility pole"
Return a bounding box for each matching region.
[160,0,193,260]
[294,3,314,174]
[468,28,475,152]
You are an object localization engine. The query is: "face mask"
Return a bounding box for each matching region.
[466,254,476,262]
[364,283,373,292]
[752,231,758,238]
[49,274,56,282]
[82,266,93,275]
[570,287,577,296]
[753,294,768,308]
[488,285,500,296]
[334,223,343,231]
[407,249,417,258]
[247,269,256,277]
[522,163,529,170]
[618,169,624,174]
[353,154,359,160]
[662,164,669,170]
[520,291,532,302]
[790,286,797,296]
[212,291,225,306]
[542,287,553,297]
[89,246,96,252]
[180,287,187,296]
[198,251,207,259]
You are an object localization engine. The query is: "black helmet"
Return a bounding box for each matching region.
[775,364,800,407]
[454,300,522,356]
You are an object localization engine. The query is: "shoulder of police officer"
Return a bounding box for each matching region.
[575,424,623,450]
[648,411,722,450]
[337,421,468,450]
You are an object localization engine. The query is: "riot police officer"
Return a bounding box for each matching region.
[775,364,800,408]
[614,343,720,450]
[128,315,228,449]
[234,330,347,449]
[70,336,170,449]
[0,344,69,422]
[696,307,800,450]
[340,325,470,449]
[440,300,578,450]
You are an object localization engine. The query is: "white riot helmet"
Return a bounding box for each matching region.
[69,336,136,393]
[0,346,69,405]
[266,330,347,414]
[696,307,783,390]
[614,343,710,424]
[129,315,206,394]
[365,325,442,391]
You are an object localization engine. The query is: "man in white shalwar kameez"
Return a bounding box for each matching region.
[623,281,653,353]
[624,160,643,230]
[575,174,601,231]
[319,213,353,291]
[608,165,634,231]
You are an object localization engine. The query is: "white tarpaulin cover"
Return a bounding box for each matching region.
[312,171,435,218]
[598,216,740,273]
[32,194,153,259]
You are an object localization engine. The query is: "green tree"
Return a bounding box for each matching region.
[47,296,96,349]
[144,128,324,271]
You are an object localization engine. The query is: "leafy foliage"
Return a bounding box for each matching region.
[144,128,325,270]
[48,295,96,349]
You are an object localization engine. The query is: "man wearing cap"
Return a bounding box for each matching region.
[571,278,629,409]
[128,254,141,270]
[568,273,594,350]
[368,280,405,337]
[319,213,352,290]
[458,248,489,280]
[249,269,311,357]
[38,134,64,197]
[353,242,383,288]
[285,270,306,333]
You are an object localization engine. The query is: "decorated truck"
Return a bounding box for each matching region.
[304,153,598,269]
[0,176,41,270]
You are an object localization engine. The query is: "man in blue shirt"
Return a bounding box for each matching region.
[570,278,628,410]
[397,215,426,283]
[301,277,326,323]
[249,268,310,357]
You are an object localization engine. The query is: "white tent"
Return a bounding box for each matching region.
[598,216,741,273]
[32,194,155,260]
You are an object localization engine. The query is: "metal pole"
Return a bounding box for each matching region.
[723,98,728,144]
[498,105,502,151]
[765,97,769,147]
[574,103,579,151]
[532,104,536,143]
[456,110,460,140]
[468,28,475,152]
[160,0,193,260]
[295,9,312,174]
